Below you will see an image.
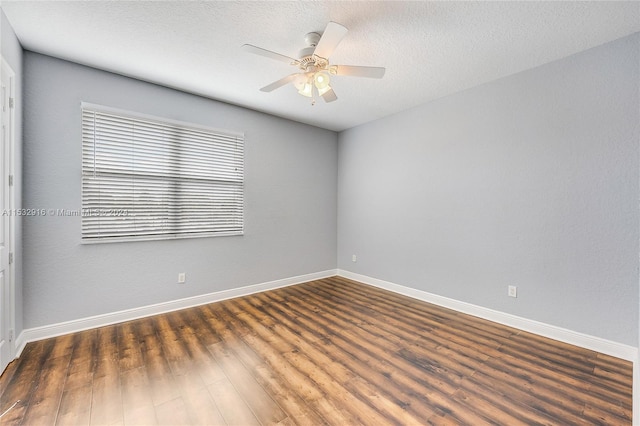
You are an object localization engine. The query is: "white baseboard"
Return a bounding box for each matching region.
[337,269,638,363]
[14,269,337,358]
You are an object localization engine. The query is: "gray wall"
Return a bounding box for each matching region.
[23,52,338,329]
[338,34,639,346]
[1,9,23,338]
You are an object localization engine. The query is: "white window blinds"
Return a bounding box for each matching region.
[81,104,244,243]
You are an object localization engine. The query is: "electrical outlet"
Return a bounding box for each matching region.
[178,273,186,283]
[508,285,517,298]
[352,254,357,262]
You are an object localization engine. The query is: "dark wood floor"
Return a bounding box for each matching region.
[0,277,633,425]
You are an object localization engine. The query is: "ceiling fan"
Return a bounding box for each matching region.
[242,22,385,104]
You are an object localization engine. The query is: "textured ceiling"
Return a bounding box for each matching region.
[2,1,639,131]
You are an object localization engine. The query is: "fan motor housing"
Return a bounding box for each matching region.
[297,32,324,70]
[298,47,315,61]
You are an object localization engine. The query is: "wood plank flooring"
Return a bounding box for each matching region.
[0,276,633,425]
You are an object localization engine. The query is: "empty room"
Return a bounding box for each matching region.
[0,1,639,424]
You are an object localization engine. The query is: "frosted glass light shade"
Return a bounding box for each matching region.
[313,72,330,91]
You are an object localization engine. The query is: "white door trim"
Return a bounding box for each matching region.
[0,56,16,373]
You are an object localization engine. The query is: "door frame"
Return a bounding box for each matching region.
[1,56,16,372]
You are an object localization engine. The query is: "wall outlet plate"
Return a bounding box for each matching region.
[178,273,186,283]
[508,285,517,298]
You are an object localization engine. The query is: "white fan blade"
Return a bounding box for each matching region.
[242,44,299,65]
[313,22,348,60]
[320,87,338,103]
[260,73,299,92]
[333,65,386,78]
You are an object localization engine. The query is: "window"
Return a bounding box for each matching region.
[81,103,244,243]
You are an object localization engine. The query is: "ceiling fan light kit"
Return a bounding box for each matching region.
[242,22,385,104]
